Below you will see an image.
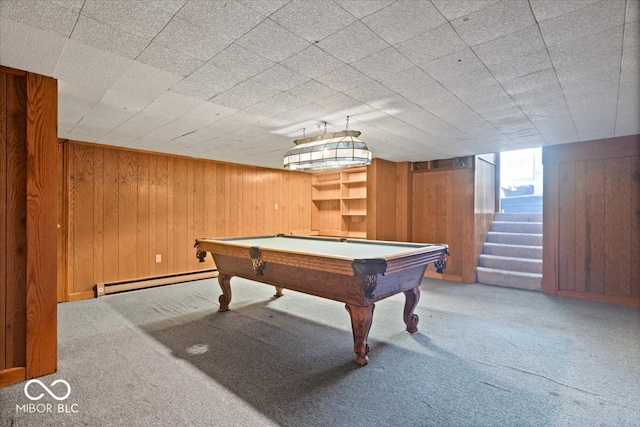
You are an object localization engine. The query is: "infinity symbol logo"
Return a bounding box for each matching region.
[24,379,71,401]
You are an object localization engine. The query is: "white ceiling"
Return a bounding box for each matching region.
[1,0,638,169]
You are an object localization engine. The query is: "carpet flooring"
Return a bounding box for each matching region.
[1,278,638,426]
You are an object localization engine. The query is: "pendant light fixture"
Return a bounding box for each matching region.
[283,117,372,171]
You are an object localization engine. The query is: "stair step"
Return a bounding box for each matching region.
[486,231,543,246]
[479,254,542,274]
[476,267,542,291]
[491,221,542,234]
[482,243,542,259]
[494,213,543,222]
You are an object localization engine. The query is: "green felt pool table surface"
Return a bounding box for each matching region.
[212,234,443,259]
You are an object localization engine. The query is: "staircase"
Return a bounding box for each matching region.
[476,213,542,291]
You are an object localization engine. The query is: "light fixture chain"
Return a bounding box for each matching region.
[346,116,349,131]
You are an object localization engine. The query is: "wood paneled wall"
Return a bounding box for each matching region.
[1,66,58,388]
[367,158,400,241]
[474,156,496,275]
[1,68,27,383]
[63,141,312,300]
[543,135,640,306]
[411,166,476,282]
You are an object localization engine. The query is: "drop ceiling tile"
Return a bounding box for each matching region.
[145,119,201,141]
[142,91,203,119]
[58,79,112,104]
[488,49,552,82]
[154,16,231,61]
[351,47,414,80]
[396,24,468,66]
[400,81,463,112]
[314,93,370,115]
[0,18,67,77]
[180,102,238,126]
[623,20,639,50]
[250,64,309,91]
[362,0,447,45]
[49,0,85,13]
[473,25,545,67]
[371,115,435,143]
[615,107,640,136]
[316,65,374,92]
[127,135,165,150]
[396,108,465,140]
[317,21,389,63]
[58,94,98,126]
[280,45,345,79]
[539,0,625,48]
[548,26,623,75]
[344,81,395,105]
[430,0,500,20]
[169,125,225,145]
[574,114,616,141]
[627,0,640,22]
[176,0,265,41]
[263,103,335,134]
[54,39,133,96]
[333,0,395,19]
[285,80,339,103]
[529,0,601,22]
[210,80,281,110]
[236,19,310,62]
[244,92,308,117]
[98,128,141,145]
[0,0,78,37]
[207,117,249,134]
[71,15,150,59]
[209,44,275,81]
[379,66,438,95]
[108,61,183,104]
[115,112,175,136]
[66,122,111,142]
[100,89,153,113]
[81,0,173,39]
[237,0,290,17]
[137,42,205,77]
[171,63,245,100]
[419,48,486,84]
[371,94,416,115]
[138,0,187,15]
[77,102,137,129]
[450,0,535,46]
[271,0,357,42]
[500,68,559,96]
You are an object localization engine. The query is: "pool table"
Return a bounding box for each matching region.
[194,234,448,365]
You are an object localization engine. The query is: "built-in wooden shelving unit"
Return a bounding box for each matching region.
[311,167,368,238]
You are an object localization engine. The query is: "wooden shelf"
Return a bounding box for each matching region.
[311,167,368,238]
[312,182,340,188]
[312,197,340,202]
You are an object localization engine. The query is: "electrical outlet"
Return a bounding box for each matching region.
[155,254,162,263]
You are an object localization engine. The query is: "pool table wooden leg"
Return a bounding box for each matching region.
[403,287,420,334]
[217,273,232,312]
[345,303,375,366]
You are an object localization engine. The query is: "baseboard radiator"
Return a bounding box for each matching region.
[95,269,218,297]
